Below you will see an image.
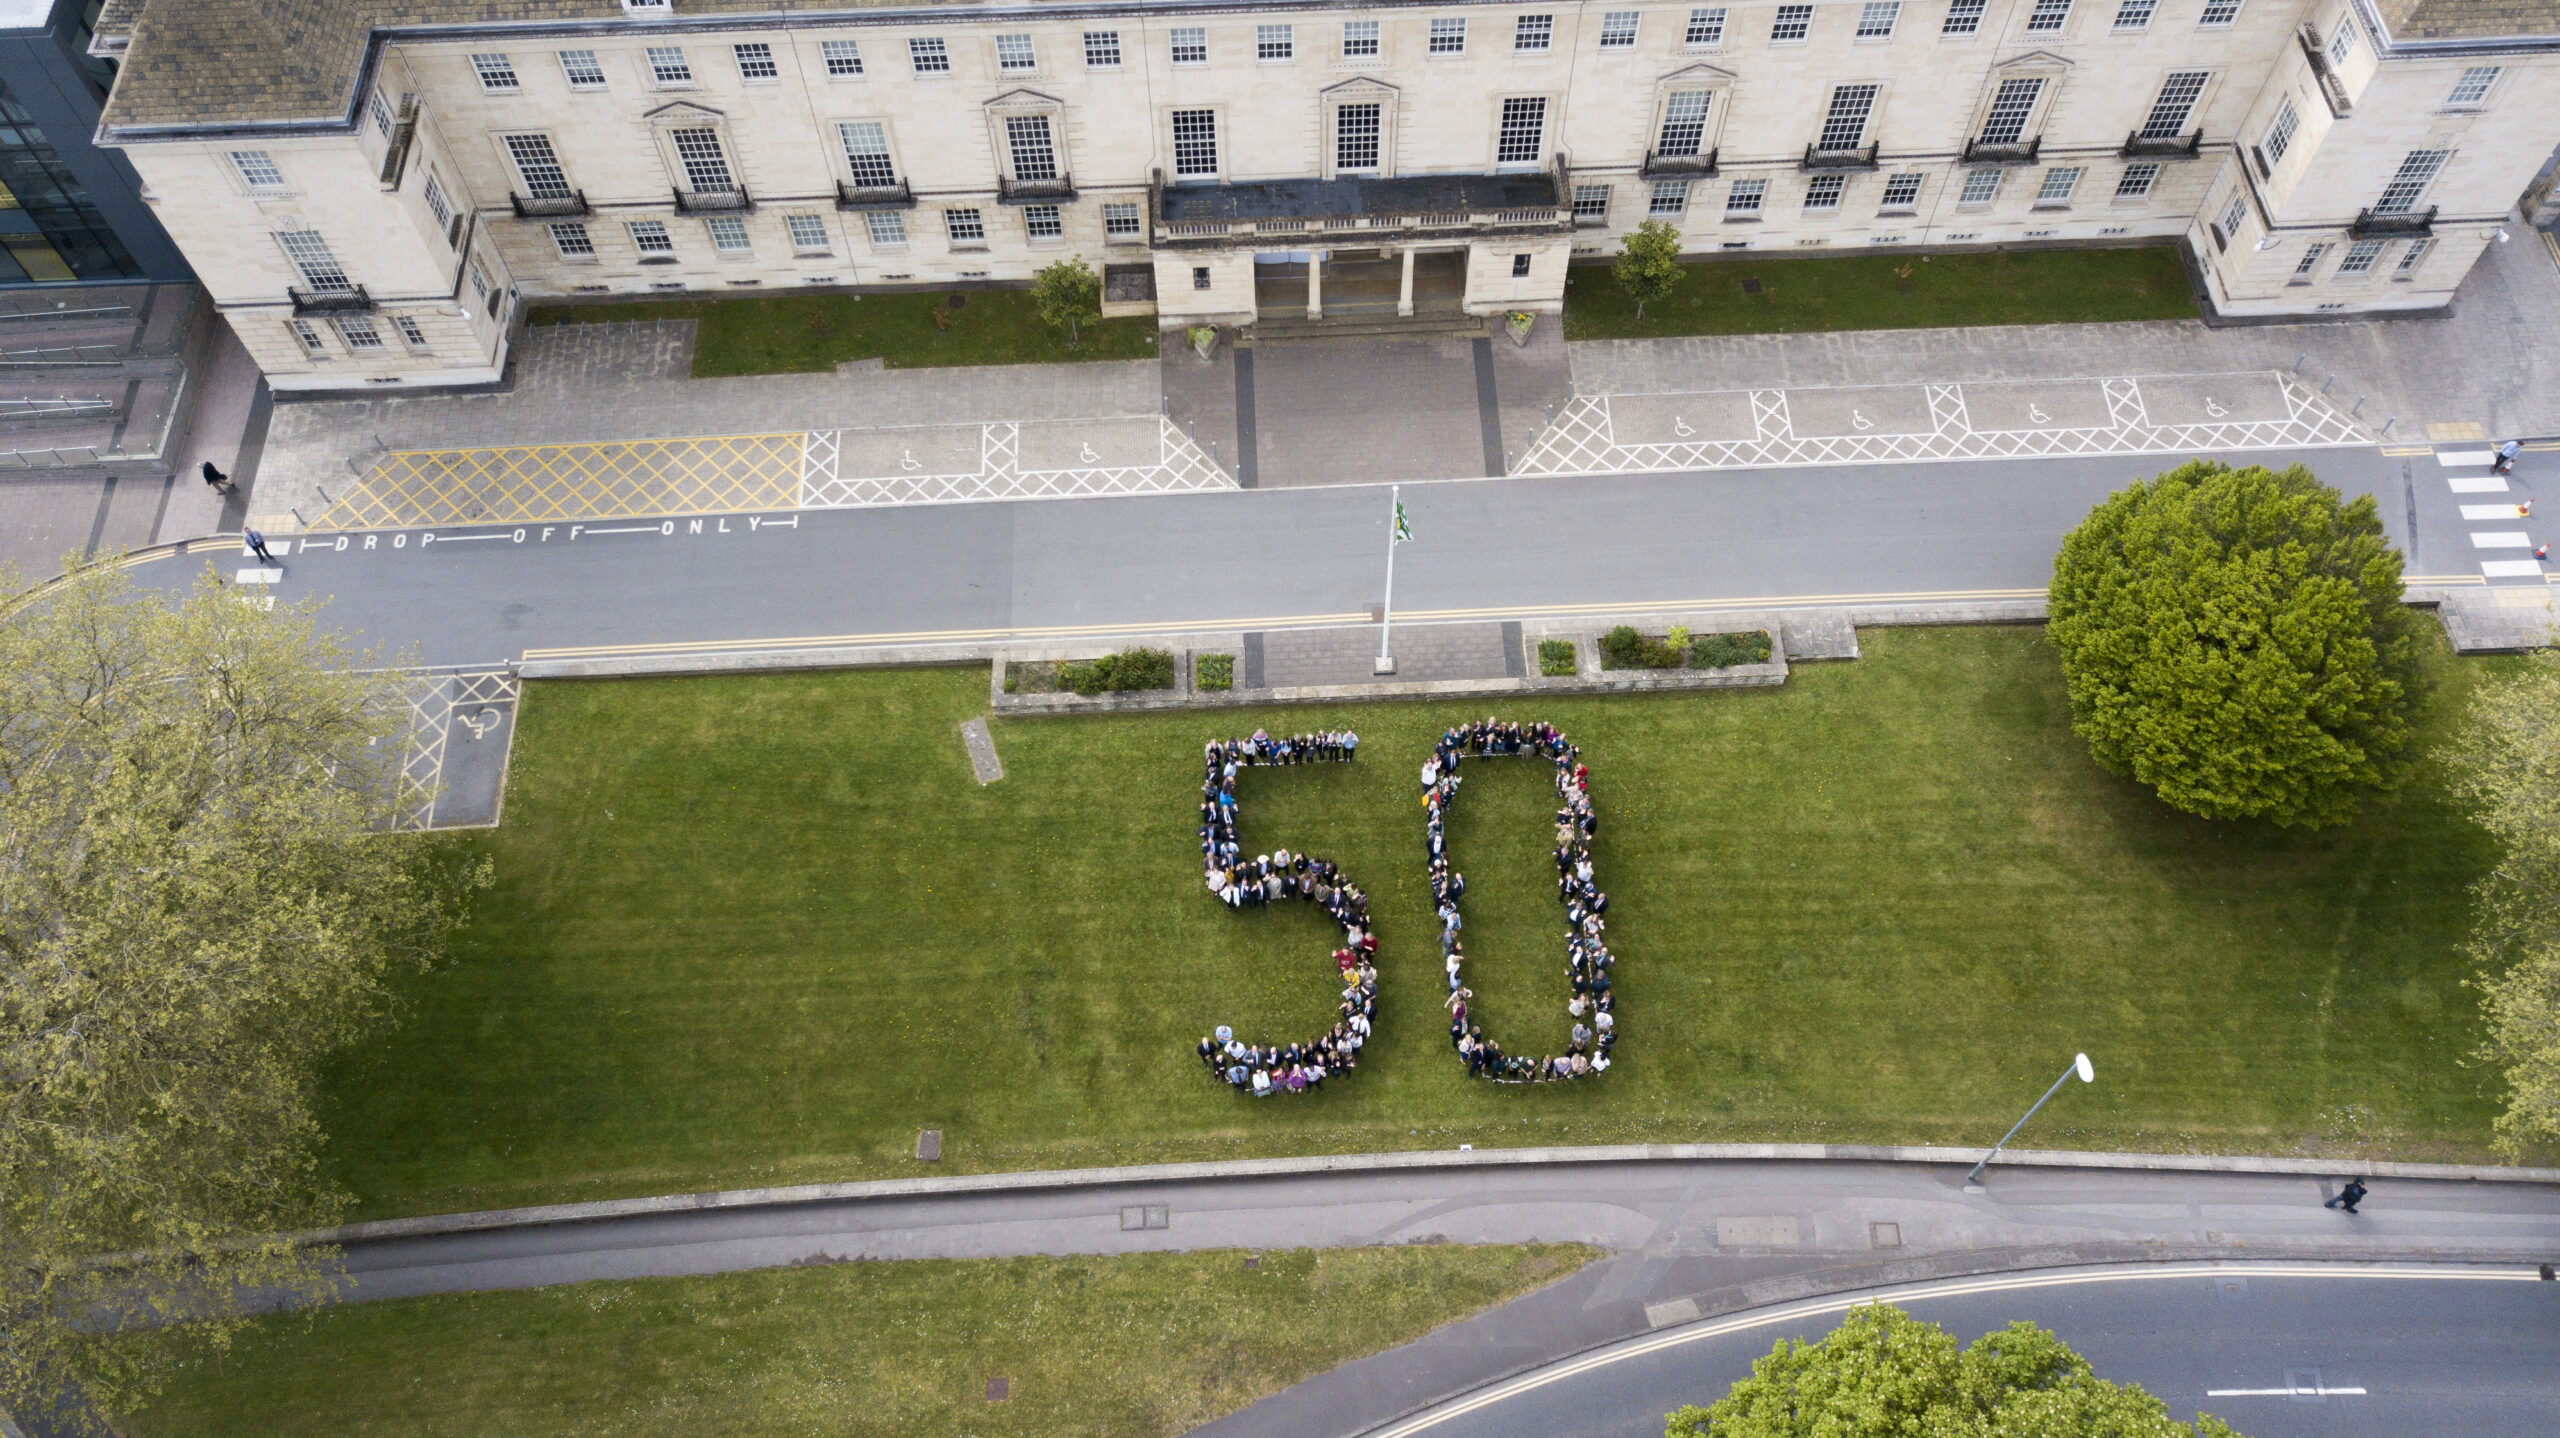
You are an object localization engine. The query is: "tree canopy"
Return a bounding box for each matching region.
[2451,649,2560,1154]
[0,563,477,1417]
[1615,220,1685,320]
[2047,459,2420,827]
[1031,254,1102,345]
[1665,1304,2245,1438]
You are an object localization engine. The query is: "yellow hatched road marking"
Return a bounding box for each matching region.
[321,431,802,531]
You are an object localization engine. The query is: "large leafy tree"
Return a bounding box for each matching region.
[0,562,477,1416]
[2047,459,2420,827]
[2451,650,2560,1154]
[1030,254,1101,346]
[1614,220,1685,320]
[1666,1304,2245,1438]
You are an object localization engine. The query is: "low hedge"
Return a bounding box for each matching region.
[1060,647,1177,695]
[1197,653,1236,691]
[1537,639,1579,677]
[1689,630,1774,669]
[1599,625,1774,671]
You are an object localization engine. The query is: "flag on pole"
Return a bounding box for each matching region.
[1392,499,1413,544]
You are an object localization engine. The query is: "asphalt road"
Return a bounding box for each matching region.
[131,443,2488,667]
[1372,1265,2560,1438]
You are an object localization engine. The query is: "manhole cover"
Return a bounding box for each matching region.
[1741,277,1764,293]
[1870,1221,1902,1248]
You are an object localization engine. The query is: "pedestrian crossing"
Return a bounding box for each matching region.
[2438,444,2546,583]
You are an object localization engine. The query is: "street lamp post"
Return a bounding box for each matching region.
[1966,1052,2094,1188]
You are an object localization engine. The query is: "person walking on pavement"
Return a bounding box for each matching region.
[2324,1177,2369,1213]
[244,527,275,565]
[200,459,232,495]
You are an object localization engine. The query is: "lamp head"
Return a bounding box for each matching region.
[2074,1053,2095,1083]
[2252,235,2281,251]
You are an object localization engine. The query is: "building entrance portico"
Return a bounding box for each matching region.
[1254,248,1466,323]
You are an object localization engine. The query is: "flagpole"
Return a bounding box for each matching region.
[1374,484,1400,675]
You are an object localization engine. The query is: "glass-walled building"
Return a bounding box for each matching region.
[0,0,182,286]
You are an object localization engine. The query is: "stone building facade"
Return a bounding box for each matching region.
[87,0,2560,391]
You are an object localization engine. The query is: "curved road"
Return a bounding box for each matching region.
[1363,1264,2560,1438]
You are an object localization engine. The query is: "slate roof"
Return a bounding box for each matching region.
[92,0,2560,137]
[1159,172,1560,223]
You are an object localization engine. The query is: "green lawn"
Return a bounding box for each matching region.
[1563,245,2200,340]
[527,288,1157,377]
[323,627,2533,1222]
[124,1245,1596,1438]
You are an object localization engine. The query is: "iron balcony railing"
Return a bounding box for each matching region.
[511,190,590,218]
[1960,136,2040,165]
[673,186,752,213]
[289,285,374,315]
[1641,148,1719,178]
[998,173,1077,204]
[2122,129,2203,158]
[1801,141,1880,171]
[2350,205,2436,237]
[835,178,916,210]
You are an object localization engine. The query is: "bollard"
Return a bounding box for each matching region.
[2350,396,2365,416]
[2381,417,2397,436]
[2320,376,2335,394]
[2292,353,2307,373]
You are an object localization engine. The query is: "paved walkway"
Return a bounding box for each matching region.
[1565,213,2560,444]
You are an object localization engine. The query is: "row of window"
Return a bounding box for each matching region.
[1624,159,2159,219]
[539,202,1155,263]
[285,312,434,360]
[2286,235,2433,283]
[452,0,2266,103]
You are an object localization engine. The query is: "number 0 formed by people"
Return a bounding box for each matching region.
[1193,721,1616,1097]
[1196,730,1379,1098]
[1428,721,1613,1083]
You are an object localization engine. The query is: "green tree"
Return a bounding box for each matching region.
[1614,220,1685,320]
[1664,1305,2245,1438]
[0,561,480,1417]
[2451,649,2560,1154]
[1030,254,1102,346]
[2047,459,2419,827]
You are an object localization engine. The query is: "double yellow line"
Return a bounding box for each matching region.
[519,586,2048,663]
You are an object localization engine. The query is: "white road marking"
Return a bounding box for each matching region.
[2479,560,2545,577]
[234,568,280,584]
[2437,450,2496,467]
[2462,503,2532,520]
[2206,1387,2368,1397]
[2472,531,2532,548]
[2449,475,2511,493]
[578,525,661,536]
[429,533,508,543]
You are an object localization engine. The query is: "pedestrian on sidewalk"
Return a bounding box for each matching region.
[200,459,232,494]
[2324,1177,2368,1213]
[244,528,275,565]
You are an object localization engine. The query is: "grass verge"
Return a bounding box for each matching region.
[328,626,2532,1221]
[527,288,1157,377]
[1562,245,2199,339]
[123,1245,1597,1437]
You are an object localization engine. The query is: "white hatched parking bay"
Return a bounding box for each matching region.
[1516,372,2369,478]
[799,415,1232,508]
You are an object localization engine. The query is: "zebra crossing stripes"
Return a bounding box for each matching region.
[2440,446,2542,581]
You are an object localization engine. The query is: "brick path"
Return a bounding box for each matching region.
[1247,621,1525,687]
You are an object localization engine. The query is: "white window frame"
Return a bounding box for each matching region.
[646,46,693,85]
[2372,150,2447,215]
[1103,201,1143,239]
[2327,18,2356,65]
[470,53,520,92]
[277,230,351,292]
[864,210,908,249]
[2025,0,2074,32]
[838,121,900,189]
[502,132,575,202]
[821,40,864,78]
[2444,66,2499,109]
[2391,236,2432,280]
[1856,2,1901,39]
[1572,183,1612,220]
[733,42,779,82]
[2112,0,2156,29]
[1495,96,1548,166]
[1977,77,2045,146]
[1084,30,1123,68]
[1257,24,1295,61]
[1170,26,1208,65]
[558,49,607,89]
[231,149,287,191]
[1880,172,1923,210]
[1685,7,1727,46]
[1657,90,1713,157]
[2335,238,2385,277]
[1172,108,1220,178]
[996,34,1038,72]
[2290,242,2328,282]
[423,173,452,229]
[2219,190,2247,238]
[2114,162,2160,200]
[669,127,736,194]
[2139,71,2209,141]
[1771,4,1814,42]
[1023,203,1065,241]
[1343,20,1382,57]
[1003,113,1060,183]
[1817,84,1879,152]
[705,215,752,253]
[549,221,595,258]
[786,213,832,254]
[944,207,988,248]
[288,318,329,357]
[394,315,431,351]
[1651,179,1691,215]
[1943,0,1987,33]
[2033,166,2082,206]
[628,219,675,255]
[1600,11,1640,47]
[1724,178,1765,215]
[2261,99,2299,166]
[1515,13,1555,52]
[1429,17,1469,54]
[1336,101,1383,173]
[1804,173,1846,211]
[2198,0,2242,23]
[1957,168,2001,206]
[334,315,385,351]
[908,36,951,74]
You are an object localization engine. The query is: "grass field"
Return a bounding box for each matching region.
[526,288,1158,376]
[1562,245,2200,339]
[124,1245,1596,1437]
[319,626,2528,1221]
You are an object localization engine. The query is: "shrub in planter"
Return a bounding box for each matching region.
[1196,653,1236,691]
[1058,647,1178,695]
[1688,630,1774,669]
[1599,624,1684,669]
[1537,639,1578,677]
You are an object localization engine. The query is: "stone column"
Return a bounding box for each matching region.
[1306,249,1324,320]
[1398,246,1416,317]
